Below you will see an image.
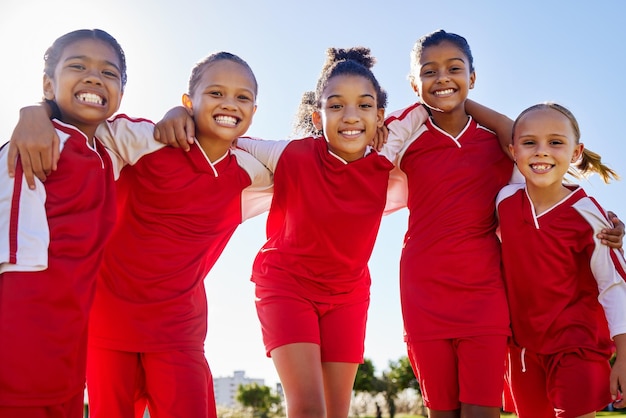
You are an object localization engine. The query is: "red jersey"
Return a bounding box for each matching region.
[237,136,394,303]
[88,117,273,352]
[0,120,116,406]
[496,184,626,355]
[387,105,513,341]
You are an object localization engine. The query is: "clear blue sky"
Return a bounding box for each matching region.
[2,0,625,389]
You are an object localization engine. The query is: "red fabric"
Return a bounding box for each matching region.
[506,345,612,418]
[0,121,116,406]
[251,136,394,304]
[407,335,507,409]
[399,117,513,341]
[498,186,615,355]
[87,347,216,418]
[88,143,252,352]
[254,283,369,362]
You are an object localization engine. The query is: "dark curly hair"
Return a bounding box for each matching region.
[293,46,387,137]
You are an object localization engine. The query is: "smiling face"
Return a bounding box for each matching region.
[312,74,384,162]
[43,38,123,138]
[410,40,475,116]
[510,107,584,194]
[183,59,257,147]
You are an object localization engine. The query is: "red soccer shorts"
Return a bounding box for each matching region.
[0,390,84,418]
[86,346,216,418]
[407,335,507,410]
[506,345,612,418]
[254,284,369,363]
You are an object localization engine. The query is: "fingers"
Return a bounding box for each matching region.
[184,115,195,145]
[371,126,389,151]
[173,117,193,151]
[51,133,60,172]
[598,213,624,249]
[153,111,194,151]
[154,122,177,146]
[380,125,389,143]
[20,147,43,189]
[6,142,18,178]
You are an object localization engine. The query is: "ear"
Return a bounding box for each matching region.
[182,93,194,116]
[410,79,420,97]
[376,107,385,128]
[469,71,476,90]
[43,74,55,100]
[572,143,584,163]
[508,143,516,162]
[312,111,323,131]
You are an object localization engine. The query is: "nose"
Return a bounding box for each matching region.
[436,72,450,84]
[343,105,359,123]
[83,68,103,86]
[221,96,237,110]
[535,143,549,156]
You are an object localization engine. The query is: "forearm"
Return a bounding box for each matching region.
[236,137,288,172]
[7,102,60,186]
[465,99,513,159]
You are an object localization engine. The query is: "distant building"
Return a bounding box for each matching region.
[214,370,265,408]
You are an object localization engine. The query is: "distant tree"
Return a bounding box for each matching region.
[236,382,281,418]
[354,358,379,393]
[353,356,424,418]
[379,356,423,418]
[387,356,419,393]
[387,356,426,416]
[379,370,398,418]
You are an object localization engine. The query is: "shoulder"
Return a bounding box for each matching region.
[280,136,318,156]
[572,192,613,229]
[496,183,524,208]
[231,147,267,172]
[385,102,427,124]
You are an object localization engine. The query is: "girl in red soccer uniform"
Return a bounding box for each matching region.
[385,30,515,418]
[0,29,126,418]
[236,47,395,418]
[496,102,626,418]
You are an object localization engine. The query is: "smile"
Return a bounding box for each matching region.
[434,88,454,96]
[341,130,363,136]
[530,163,553,172]
[76,92,105,105]
[215,115,239,126]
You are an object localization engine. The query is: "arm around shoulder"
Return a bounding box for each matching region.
[96,115,165,167]
[7,103,59,188]
[236,137,290,173]
[465,99,514,159]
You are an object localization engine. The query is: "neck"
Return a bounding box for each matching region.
[71,123,97,147]
[196,135,233,163]
[526,183,573,215]
[429,107,469,137]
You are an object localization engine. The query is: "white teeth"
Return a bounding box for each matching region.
[342,130,361,136]
[531,163,552,171]
[77,92,103,105]
[435,89,454,96]
[215,115,238,126]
